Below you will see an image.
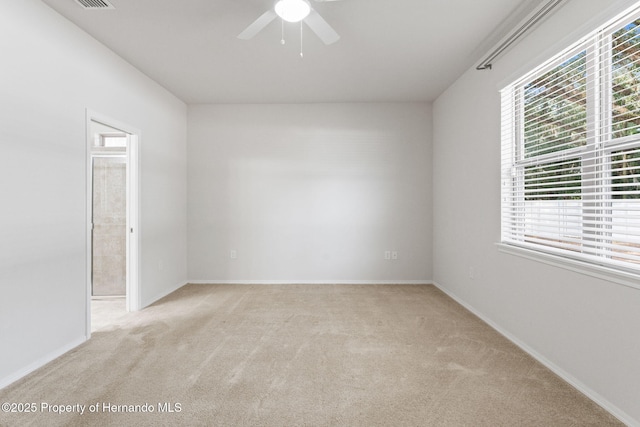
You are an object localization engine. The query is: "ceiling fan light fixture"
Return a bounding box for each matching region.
[274,0,311,23]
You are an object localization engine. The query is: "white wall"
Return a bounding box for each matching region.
[433,0,640,424]
[0,1,187,387]
[188,103,432,283]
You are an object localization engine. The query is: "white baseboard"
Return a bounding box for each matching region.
[1,281,189,390]
[432,281,638,427]
[142,280,189,308]
[188,280,433,285]
[0,336,87,390]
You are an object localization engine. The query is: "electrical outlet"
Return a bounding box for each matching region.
[391,251,398,260]
[230,250,237,259]
[384,251,391,260]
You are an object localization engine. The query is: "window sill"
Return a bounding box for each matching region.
[496,243,640,291]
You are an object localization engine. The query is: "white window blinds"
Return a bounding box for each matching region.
[501,4,640,273]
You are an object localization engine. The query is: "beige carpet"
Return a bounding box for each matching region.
[0,284,621,426]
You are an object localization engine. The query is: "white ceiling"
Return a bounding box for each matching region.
[40,0,531,104]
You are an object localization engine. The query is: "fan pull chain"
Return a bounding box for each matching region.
[300,21,303,58]
[281,19,285,45]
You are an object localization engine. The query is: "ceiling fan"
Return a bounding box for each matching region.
[238,0,341,46]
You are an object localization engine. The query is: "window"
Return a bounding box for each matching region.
[93,132,127,151]
[501,4,640,274]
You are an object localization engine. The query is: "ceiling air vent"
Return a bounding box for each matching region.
[74,0,115,9]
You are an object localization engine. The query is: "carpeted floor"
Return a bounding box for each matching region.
[0,284,622,426]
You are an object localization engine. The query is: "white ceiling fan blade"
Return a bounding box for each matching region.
[304,9,340,45]
[238,10,277,40]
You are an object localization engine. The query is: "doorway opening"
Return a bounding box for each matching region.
[86,111,139,337]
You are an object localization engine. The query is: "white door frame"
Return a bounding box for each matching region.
[85,109,141,338]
